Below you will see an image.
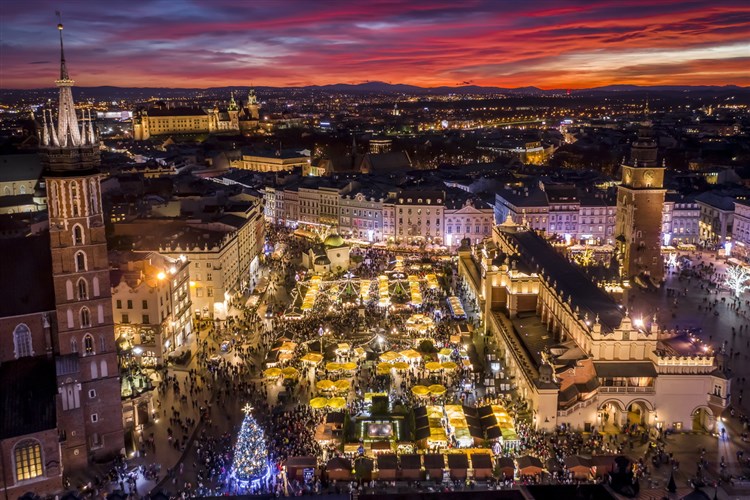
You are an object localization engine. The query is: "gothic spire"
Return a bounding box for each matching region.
[52,19,83,148]
[58,17,69,80]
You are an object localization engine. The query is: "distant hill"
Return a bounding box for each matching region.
[1,81,747,103]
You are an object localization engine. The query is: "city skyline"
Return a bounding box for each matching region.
[1,0,749,90]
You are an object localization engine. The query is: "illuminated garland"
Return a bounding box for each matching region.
[231,404,269,484]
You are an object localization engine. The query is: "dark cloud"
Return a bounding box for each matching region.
[1,0,748,88]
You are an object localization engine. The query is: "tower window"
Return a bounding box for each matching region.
[73,225,84,245]
[14,440,43,482]
[75,251,87,272]
[83,334,94,355]
[80,307,91,328]
[77,279,88,300]
[70,182,80,217]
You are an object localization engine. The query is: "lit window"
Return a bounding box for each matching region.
[14,440,42,482]
[84,334,94,354]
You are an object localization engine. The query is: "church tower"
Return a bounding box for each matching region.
[246,88,260,120]
[227,91,240,130]
[615,126,666,284]
[40,22,124,468]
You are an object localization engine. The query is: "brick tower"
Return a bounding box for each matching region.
[40,22,124,469]
[615,126,666,284]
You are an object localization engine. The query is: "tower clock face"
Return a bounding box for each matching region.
[644,170,654,183]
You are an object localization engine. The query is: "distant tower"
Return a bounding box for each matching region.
[40,21,125,469]
[392,103,400,116]
[615,127,666,283]
[247,88,260,120]
[132,109,150,140]
[227,91,239,129]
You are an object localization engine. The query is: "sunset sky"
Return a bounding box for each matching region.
[1,0,749,89]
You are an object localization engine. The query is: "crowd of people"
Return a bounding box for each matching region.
[81,232,750,499]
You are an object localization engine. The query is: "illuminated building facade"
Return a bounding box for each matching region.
[615,128,666,282]
[132,89,260,140]
[111,252,192,367]
[457,219,731,433]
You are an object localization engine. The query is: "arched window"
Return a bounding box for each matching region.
[65,280,74,300]
[100,335,106,352]
[14,440,43,482]
[13,323,33,358]
[83,334,94,355]
[73,224,84,245]
[70,337,78,353]
[19,185,26,195]
[92,276,100,297]
[77,278,88,300]
[70,182,80,217]
[75,251,87,272]
[80,307,91,328]
[89,179,98,214]
[3,186,10,196]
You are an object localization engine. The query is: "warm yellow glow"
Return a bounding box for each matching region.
[157,272,166,280]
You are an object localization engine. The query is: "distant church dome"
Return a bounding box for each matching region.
[323,234,345,248]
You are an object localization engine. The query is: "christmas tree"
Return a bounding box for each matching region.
[231,404,269,484]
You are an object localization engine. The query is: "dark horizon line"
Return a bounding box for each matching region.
[3,81,748,92]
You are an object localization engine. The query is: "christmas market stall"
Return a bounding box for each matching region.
[471,453,492,480]
[447,453,469,481]
[400,454,423,481]
[285,456,317,482]
[564,455,593,480]
[517,455,545,478]
[496,456,516,480]
[325,457,353,481]
[424,453,445,481]
[377,453,398,480]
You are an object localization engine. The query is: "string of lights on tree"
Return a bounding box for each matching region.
[231,404,269,485]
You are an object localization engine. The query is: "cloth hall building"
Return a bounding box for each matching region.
[457,217,731,434]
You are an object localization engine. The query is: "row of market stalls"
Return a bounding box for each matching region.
[285,452,624,482]
[290,271,449,315]
[413,404,518,449]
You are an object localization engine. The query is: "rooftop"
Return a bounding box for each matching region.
[0,233,55,317]
[0,356,57,439]
[508,230,623,331]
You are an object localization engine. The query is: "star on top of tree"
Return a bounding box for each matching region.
[242,403,254,415]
